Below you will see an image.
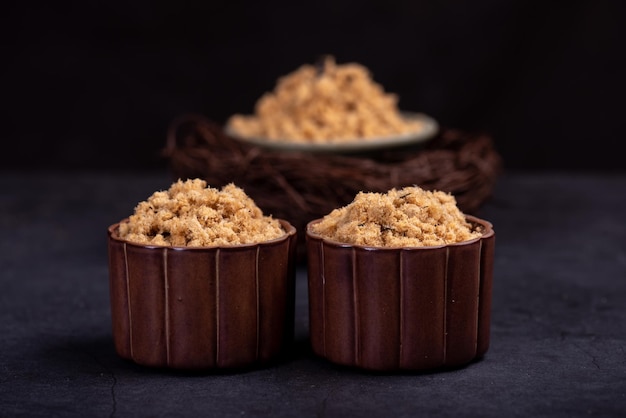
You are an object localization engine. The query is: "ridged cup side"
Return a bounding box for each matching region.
[107,220,297,369]
[306,216,495,371]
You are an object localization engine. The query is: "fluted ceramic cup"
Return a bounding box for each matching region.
[306,215,495,372]
[107,219,297,370]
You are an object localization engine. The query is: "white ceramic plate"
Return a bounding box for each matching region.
[224,112,439,153]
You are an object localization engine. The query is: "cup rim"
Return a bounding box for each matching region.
[306,214,493,250]
[108,218,296,251]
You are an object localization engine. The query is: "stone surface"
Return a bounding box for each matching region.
[1,171,625,417]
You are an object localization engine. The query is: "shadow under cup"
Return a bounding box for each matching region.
[107,219,297,370]
[306,215,495,372]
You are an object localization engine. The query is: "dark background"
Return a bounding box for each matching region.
[3,0,625,172]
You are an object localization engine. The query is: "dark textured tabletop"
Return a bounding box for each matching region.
[1,170,625,417]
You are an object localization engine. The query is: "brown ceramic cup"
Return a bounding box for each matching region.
[107,219,297,370]
[306,215,495,372]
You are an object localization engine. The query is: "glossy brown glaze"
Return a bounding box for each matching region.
[107,219,297,370]
[306,215,495,371]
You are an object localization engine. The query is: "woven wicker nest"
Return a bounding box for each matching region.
[163,114,502,258]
